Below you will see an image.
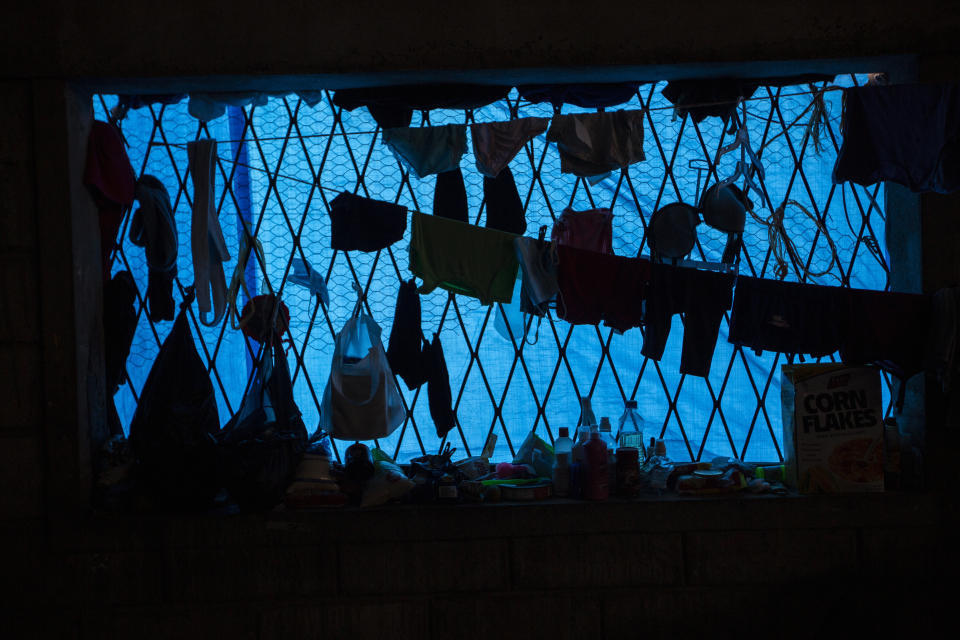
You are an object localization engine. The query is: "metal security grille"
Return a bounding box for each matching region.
[95,75,893,464]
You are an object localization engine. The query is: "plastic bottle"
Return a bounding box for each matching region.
[554,427,574,457]
[599,417,617,493]
[584,431,610,500]
[572,400,595,466]
[552,452,570,497]
[579,397,597,430]
[617,401,646,462]
[640,438,672,493]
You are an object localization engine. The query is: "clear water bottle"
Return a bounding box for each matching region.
[617,400,646,463]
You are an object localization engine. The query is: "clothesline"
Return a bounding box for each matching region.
[139,86,843,147]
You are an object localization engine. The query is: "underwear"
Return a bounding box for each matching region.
[727,276,844,357]
[131,175,178,321]
[409,212,519,305]
[551,207,614,254]
[833,83,960,194]
[84,121,136,279]
[517,83,642,110]
[333,84,511,129]
[470,117,550,178]
[484,166,526,234]
[424,333,456,439]
[641,263,734,377]
[188,139,231,327]
[329,191,407,252]
[387,279,429,390]
[433,168,469,223]
[545,110,646,177]
[556,245,650,332]
[381,124,467,178]
[839,288,931,379]
[514,237,559,316]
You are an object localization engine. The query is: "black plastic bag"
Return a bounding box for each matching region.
[217,335,308,509]
[128,301,221,509]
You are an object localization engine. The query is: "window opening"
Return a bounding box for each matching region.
[94,75,892,464]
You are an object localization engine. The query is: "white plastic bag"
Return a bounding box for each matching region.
[321,305,405,441]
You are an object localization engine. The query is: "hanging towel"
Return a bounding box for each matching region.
[188,139,231,327]
[130,175,178,321]
[471,117,550,178]
[409,212,519,305]
[381,124,467,178]
[329,191,407,252]
[545,110,645,177]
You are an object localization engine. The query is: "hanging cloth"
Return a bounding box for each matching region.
[387,279,429,390]
[483,167,526,235]
[84,120,136,280]
[188,139,231,327]
[545,110,646,177]
[424,333,456,439]
[381,124,467,178]
[517,83,642,110]
[409,212,519,305]
[329,191,407,252]
[551,207,614,254]
[130,175,178,321]
[470,117,550,178]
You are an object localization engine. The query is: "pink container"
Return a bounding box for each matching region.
[584,432,609,500]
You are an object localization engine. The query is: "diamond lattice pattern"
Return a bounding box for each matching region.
[95,75,894,464]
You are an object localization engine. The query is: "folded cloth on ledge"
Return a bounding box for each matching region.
[409,212,519,305]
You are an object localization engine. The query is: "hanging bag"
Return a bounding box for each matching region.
[321,295,405,440]
[218,333,308,509]
[128,292,221,509]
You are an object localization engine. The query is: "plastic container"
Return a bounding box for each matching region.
[598,417,617,491]
[554,427,574,457]
[617,401,646,458]
[584,431,610,500]
[615,447,640,497]
[553,452,570,497]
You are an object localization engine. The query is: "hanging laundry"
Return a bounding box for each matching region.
[329,191,407,252]
[84,120,136,280]
[727,276,844,357]
[545,110,645,177]
[387,279,429,390]
[471,117,550,178]
[833,83,960,193]
[381,124,468,178]
[662,75,834,124]
[188,139,231,327]
[409,212,519,305]
[130,175,178,321]
[647,202,700,260]
[517,83,643,110]
[424,333,456,439]
[288,257,330,307]
[333,84,511,129]
[433,168,469,223]
[839,288,931,380]
[641,263,735,377]
[514,237,559,316]
[483,166,526,234]
[551,207,614,254]
[102,271,138,437]
[556,245,650,332]
[188,92,270,122]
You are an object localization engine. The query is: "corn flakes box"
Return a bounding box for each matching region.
[781,364,884,493]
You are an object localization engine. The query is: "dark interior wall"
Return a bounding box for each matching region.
[2,3,959,638]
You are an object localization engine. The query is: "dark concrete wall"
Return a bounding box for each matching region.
[2,3,960,638]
